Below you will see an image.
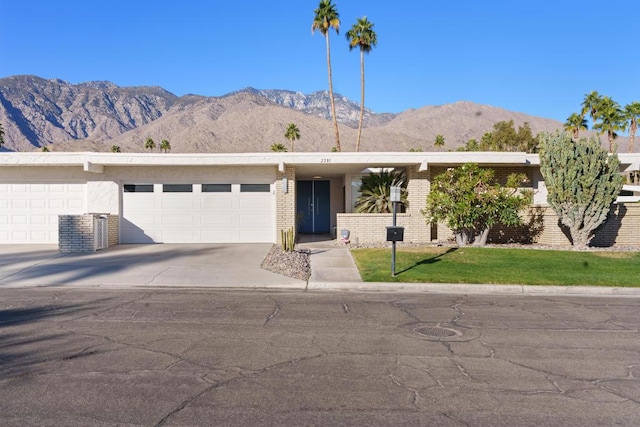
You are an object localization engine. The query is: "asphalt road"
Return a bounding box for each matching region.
[1,288,639,426]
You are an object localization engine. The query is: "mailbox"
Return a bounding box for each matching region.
[386,226,404,242]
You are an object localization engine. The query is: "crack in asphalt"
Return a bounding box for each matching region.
[154,353,325,426]
[264,297,281,326]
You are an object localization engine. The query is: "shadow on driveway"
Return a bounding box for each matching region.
[0,244,304,288]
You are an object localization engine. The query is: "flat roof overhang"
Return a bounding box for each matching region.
[0,151,535,177]
[3,152,638,177]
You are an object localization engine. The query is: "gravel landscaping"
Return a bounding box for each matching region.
[261,245,311,281]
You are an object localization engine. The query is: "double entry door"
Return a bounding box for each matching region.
[296,180,330,234]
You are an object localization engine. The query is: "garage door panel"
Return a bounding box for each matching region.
[239,228,271,242]
[161,214,196,226]
[238,197,271,210]
[0,182,87,243]
[201,198,233,210]
[122,182,274,243]
[239,213,270,227]
[201,229,237,241]
[160,200,196,211]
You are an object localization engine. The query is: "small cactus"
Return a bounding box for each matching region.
[280,227,296,252]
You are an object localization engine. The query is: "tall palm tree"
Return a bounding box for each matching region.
[581,91,603,126]
[346,16,377,152]
[563,113,588,140]
[284,123,300,152]
[434,134,445,148]
[144,137,156,151]
[624,102,640,152]
[312,0,341,152]
[160,139,171,153]
[593,97,627,153]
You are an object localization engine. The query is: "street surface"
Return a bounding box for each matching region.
[1,288,639,426]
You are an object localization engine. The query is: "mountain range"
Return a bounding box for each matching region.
[0,74,601,153]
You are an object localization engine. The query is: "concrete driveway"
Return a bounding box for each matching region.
[0,244,307,288]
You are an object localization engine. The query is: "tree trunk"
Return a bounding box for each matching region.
[325,34,341,152]
[474,227,490,246]
[629,120,637,153]
[356,48,365,152]
[608,131,614,153]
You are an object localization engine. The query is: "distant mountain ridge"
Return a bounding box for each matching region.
[0,74,583,153]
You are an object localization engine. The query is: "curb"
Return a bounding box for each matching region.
[306,281,640,296]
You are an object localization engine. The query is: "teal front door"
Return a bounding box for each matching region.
[297,180,330,234]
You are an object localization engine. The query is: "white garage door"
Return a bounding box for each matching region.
[121,183,274,243]
[0,183,86,243]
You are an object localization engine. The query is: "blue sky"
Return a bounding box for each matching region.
[0,0,638,123]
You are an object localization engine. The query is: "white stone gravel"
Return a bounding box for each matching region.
[260,245,311,281]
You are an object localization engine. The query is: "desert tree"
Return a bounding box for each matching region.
[346,16,377,152]
[355,169,407,213]
[563,113,588,140]
[144,137,156,151]
[270,143,288,152]
[434,134,445,148]
[111,145,122,153]
[593,97,626,153]
[624,101,640,152]
[423,163,531,247]
[284,123,300,152]
[160,139,171,153]
[312,0,341,151]
[41,146,49,152]
[459,121,539,153]
[539,131,623,249]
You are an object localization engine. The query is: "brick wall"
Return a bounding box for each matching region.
[538,204,640,247]
[435,204,640,247]
[337,213,413,244]
[107,215,119,247]
[275,165,296,244]
[59,213,119,253]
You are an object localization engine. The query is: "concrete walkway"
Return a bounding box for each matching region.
[298,239,362,284]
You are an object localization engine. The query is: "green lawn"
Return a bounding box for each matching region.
[351,247,640,286]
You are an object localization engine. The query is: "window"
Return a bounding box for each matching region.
[124,184,154,193]
[163,184,193,193]
[202,184,232,193]
[240,184,270,192]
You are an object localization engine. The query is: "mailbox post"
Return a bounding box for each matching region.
[388,186,403,277]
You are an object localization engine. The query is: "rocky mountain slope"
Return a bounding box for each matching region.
[0,74,580,153]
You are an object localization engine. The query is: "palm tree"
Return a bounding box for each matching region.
[581,91,603,126]
[41,146,49,152]
[346,16,377,152]
[160,139,171,153]
[312,0,341,152]
[111,145,121,153]
[284,123,300,152]
[624,102,640,152]
[563,113,588,140]
[0,123,4,148]
[270,143,288,152]
[355,169,407,213]
[144,137,156,151]
[434,134,445,148]
[593,98,627,153]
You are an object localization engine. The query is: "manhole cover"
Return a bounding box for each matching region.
[414,326,458,338]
